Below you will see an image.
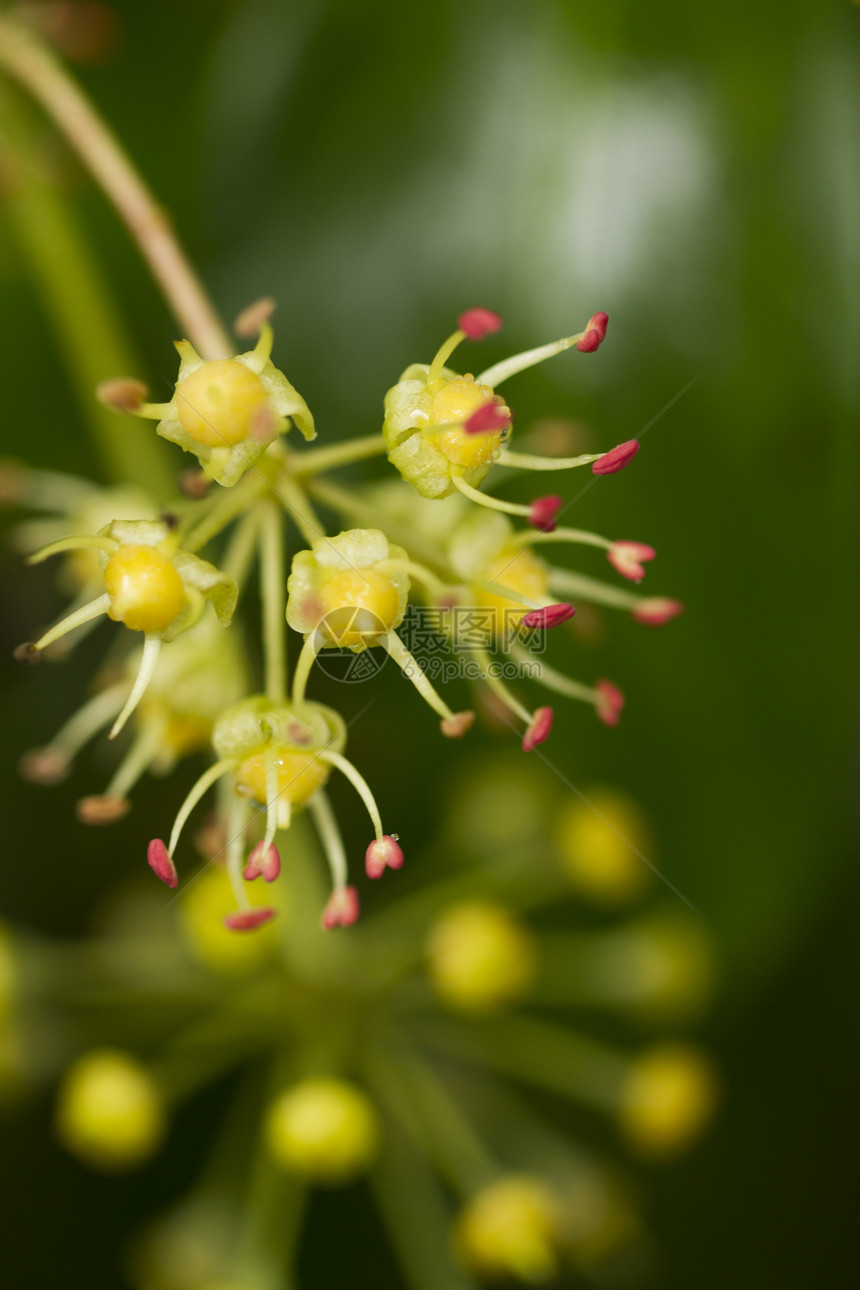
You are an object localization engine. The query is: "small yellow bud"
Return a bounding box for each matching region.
[315,568,402,645]
[455,1175,562,1283]
[178,865,280,976]
[554,787,652,904]
[426,900,537,1012]
[265,1077,379,1184]
[175,359,269,447]
[617,1043,718,1158]
[104,545,184,633]
[56,1049,165,1170]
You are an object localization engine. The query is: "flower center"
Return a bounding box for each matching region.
[235,747,331,806]
[429,376,506,469]
[175,360,268,447]
[474,544,549,635]
[103,545,184,632]
[316,569,401,646]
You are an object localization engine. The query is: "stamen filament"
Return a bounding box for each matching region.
[289,434,387,477]
[291,632,323,707]
[263,747,280,850]
[131,401,173,420]
[380,631,454,721]
[225,792,251,909]
[183,473,263,554]
[252,321,274,366]
[450,474,530,517]
[427,329,466,386]
[509,642,598,705]
[548,567,639,611]
[222,509,261,586]
[477,333,584,389]
[498,448,601,471]
[308,788,348,892]
[276,472,327,548]
[38,681,127,763]
[109,632,162,739]
[318,750,383,841]
[377,558,448,598]
[104,717,165,800]
[33,592,110,651]
[260,500,287,703]
[511,527,611,552]
[473,646,533,725]
[474,580,541,610]
[28,533,118,564]
[168,758,237,856]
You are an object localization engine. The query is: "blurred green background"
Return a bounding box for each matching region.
[1,0,858,1286]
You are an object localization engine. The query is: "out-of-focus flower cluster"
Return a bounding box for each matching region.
[0,762,717,1287]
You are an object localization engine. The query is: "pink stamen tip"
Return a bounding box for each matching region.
[576,328,601,353]
[592,439,640,476]
[608,541,657,583]
[529,494,563,532]
[633,597,685,626]
[244,840,281,883]
[523,706,554,753]
[223,907,276,932]
[147,838,178,889]
[365,834,404,879]
[587,311,609,341]
[465,401,510,435]
[458,307,503,340]
[522,602,576,630]
[321,886,360,930]
[595,679,625,727]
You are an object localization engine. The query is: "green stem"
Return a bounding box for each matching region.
[259,500,286,702]
[0,83,173,496]
[0,17,232,359]
[288,433,387,476]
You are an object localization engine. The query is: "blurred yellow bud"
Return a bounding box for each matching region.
[554,787,652,904]
[455,1175,562,1283]
[56,1049,165,1170]
[178,865,280,975]
[617,1042,718,1158]
[426,900,537,1012]
[265,1078,379,1184]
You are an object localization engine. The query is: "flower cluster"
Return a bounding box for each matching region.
[10,303,683,934]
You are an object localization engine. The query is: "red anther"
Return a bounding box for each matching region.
[576,329,601,353]
[528,494,563,532]
[18,747,70,785]
[587,311,609,341]
[244,840,281,882]
[523,706,554,753]
[147,838,178,889]
[592,439,640,475]
[633,597,685,626]
[223,906,276,931]
[608,541,656,583]
[595,679,625,727]
[465,401,511,435]
[522,603,576,630]
[365,834,404,879]
[321,886,360,930]
[458,308,503,339]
